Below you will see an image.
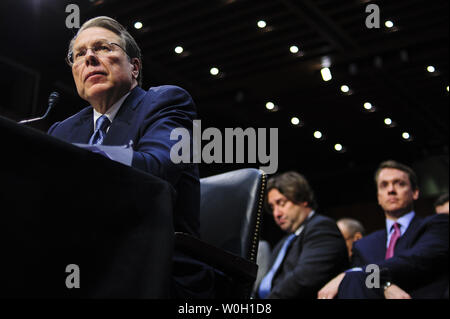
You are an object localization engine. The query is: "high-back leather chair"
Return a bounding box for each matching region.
[175,168,267,298]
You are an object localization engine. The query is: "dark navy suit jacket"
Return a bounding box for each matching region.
[48,85,200,237]
[338,213,449,299]
[48,85,216,297]
[259,213,349,299]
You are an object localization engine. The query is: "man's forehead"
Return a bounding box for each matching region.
[73,27,120,48]
[268,188,286,201]
[378,168,409,182]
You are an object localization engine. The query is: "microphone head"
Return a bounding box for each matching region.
[48,91,60,107]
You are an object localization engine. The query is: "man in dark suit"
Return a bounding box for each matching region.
[256,171,348,299]
[318,160,449,299]
[48,16,213,298]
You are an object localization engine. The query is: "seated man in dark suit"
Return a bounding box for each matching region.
[48,16,213,298]
[255,171,348,299]
[318,160,449,299]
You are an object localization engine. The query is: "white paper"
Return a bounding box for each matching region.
[73,143,133,167]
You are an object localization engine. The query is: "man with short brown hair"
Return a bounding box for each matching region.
[318,160,449,299]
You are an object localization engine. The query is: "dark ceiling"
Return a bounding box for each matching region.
[0,0,448,210]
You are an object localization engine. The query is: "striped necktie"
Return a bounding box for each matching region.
[89,115,110,145]
[385,223,401,259]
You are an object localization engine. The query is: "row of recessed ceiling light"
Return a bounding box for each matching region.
[265,100,348,153]
[131,18,398,77]
[265,102,412,154]
[264,61,449,152]
[132,20,447,152]
[132,19,306,77]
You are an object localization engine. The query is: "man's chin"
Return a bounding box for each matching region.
[83,84,111,100]
[385,207,410,218]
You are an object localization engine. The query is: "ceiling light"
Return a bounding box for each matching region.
[257,20,267,28]
[385,21,394,28]
[174,46,184,54]
[402,132,411,140]
[427,66,436,73]
[266,102,275,110]
[334,144,343,152]
[364,102,373,110]
[210,67,220,76]
[384,118,393,126]
[447,86,449,92]
[290,46,299,54]
[341,85,350,93]
[291,117,300,126]
[321,68,332,82]
[314,131,323,139]
[134,21,143,29]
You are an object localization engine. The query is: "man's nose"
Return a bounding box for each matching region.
[85,50,100,66]
[387,183,396,194]
[273,206,282,218]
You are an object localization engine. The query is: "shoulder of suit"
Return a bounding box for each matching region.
[147,85,191,97]
[141,85,195,113]
[306,213,336,226]
[302,214,340,233]
[353,229,385,247]
[50,105,92,129]
[421,213,448,226]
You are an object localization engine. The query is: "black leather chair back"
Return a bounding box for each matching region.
[199,168,266,263]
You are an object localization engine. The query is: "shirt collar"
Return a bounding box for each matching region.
[386,210,415,236]
[92,92,131,130]
[294,210,315,236]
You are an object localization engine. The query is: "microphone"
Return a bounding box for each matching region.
[18,91,60,124]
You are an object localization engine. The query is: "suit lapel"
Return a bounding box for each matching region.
[68,109,93,144]
[295,213,316,244]
[103,86,147,146]
[395,215,423,252]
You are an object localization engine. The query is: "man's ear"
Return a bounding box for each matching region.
[130,58,140,80]
[413,189,419,201]
[353,232,363,241]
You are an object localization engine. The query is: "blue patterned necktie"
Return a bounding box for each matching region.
[258,233,297,298]
[89,115,111,145]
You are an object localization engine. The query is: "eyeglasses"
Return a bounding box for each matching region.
[67,41,127,66]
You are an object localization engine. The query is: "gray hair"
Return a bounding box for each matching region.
[337,218,366,236]
[68,16,143,86]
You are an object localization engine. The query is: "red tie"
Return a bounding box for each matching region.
[385,223,401,259]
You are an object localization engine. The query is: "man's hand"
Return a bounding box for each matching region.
[317,272,346,299]
[384,284,411,299]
